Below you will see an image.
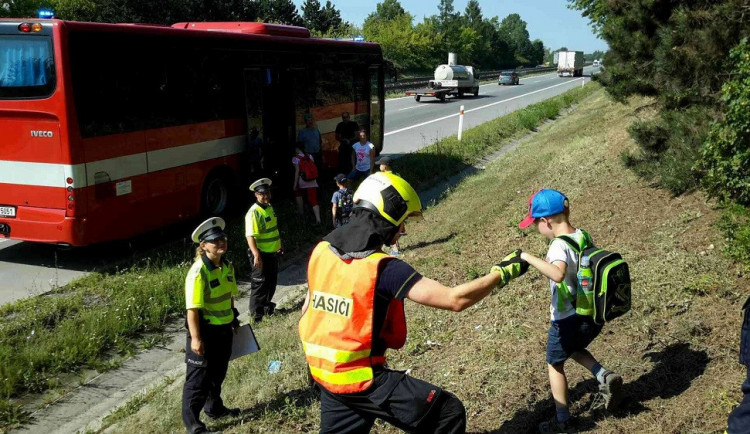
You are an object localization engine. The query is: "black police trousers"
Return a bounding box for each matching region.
[248,251,278,321]
[182,324,233,434]
[727,295,750,433]
[318,368,466,434]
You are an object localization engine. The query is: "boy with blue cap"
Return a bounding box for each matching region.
[518,189,623,433]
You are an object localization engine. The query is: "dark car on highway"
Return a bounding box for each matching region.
[498,70,520,85]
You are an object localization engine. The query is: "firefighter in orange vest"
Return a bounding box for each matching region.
[298,172,529,433]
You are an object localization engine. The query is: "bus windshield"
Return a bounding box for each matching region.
[0,35,56,98]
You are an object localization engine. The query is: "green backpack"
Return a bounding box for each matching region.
[556,230,632,325]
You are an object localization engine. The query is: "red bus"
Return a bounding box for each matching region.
[0,19,384,246]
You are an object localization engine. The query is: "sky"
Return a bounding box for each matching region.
[292,0,607,53]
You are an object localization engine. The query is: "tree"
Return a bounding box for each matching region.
[435,0,461,35]
[0,0,46,18]
[464,0,482,29]
[319,1,343,32]
[700,38,750,205]
[369,0,405,21]
[301,0,323,31]
[529,39,545,65]
[498,13,531,64]
[259,0,303,26]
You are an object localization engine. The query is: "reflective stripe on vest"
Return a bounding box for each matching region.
[250,203,281,253]
[298,242,407,394]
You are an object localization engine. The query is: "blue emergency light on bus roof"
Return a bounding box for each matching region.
[38,9,55,19]
[353,35,365,42]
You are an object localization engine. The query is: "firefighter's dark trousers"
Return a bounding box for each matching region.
[318,368,466,434]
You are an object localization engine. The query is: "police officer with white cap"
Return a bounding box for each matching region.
[245,178,283,322]
[182,217,241,434]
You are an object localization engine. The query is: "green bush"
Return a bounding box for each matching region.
[627,120,669,153]
[621,106,709,195]
[716,204,750,268]
[700,38,750,206]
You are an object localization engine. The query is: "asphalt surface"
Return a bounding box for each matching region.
[383,68,595,154]
[0,67,596,305]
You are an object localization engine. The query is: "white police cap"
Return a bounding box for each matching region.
[250,177,272,193]
[191,217,227,243]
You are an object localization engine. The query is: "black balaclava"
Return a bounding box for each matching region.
[323,208,399,258]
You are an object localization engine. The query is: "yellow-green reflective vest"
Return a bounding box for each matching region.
[185,255,238,325]
[248,203,281,253]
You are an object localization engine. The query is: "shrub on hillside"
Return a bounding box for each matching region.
[622,107,709,194]
[700,38,750,206]
[627,120,669,154]
[570,0,749,195]
[717,204,750,269]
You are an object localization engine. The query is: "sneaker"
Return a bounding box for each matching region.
[599,371,624,411]
[538,416,577,433]
[205,406,241,419]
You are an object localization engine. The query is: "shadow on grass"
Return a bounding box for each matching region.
[210,386,318,432]
[487,342,709,434]
[405,233,457,251]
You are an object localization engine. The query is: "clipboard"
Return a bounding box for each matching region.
[230,324,260,361]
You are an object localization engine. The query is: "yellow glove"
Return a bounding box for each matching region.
[490,249,529,288]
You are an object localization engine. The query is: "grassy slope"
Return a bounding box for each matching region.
[104,88,748,433]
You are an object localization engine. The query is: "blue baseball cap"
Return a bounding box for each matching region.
[518,189,568,229]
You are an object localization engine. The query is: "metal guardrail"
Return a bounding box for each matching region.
[385,63,592,92]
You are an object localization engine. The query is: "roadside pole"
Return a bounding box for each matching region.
[581,77,585,88]
[458,105,465,141]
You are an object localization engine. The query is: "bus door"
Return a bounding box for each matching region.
[369,65,384,154]
[243,67,296,193]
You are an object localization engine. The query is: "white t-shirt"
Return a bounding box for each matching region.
[292,152,318,189]
[545,229,586,322]
[352,141,374,172]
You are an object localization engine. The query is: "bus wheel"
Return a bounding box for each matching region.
[201,173,231,215]
[415,95,421,102]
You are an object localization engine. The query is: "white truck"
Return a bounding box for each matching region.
[557,51,584,77]
[405,53,479,102]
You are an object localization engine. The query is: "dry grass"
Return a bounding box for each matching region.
[101,88,748,433]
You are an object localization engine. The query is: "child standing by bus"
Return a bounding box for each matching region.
[331,174,353,228]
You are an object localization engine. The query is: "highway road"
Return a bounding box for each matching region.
[383,67,596,154]
[0,67,597,304]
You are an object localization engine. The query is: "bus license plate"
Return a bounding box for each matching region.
[0,206,16,218]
